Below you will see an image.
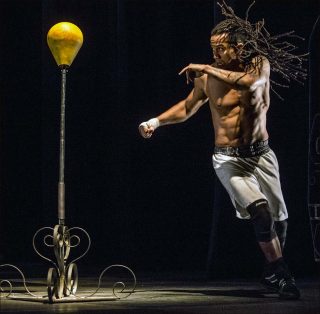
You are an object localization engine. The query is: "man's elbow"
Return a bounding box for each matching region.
[185,106,193,119]
[248,77,267,92]
[185,103,198,119]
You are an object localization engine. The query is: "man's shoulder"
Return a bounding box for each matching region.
[194,72,207,84]
[247,56,270,75]
[251,55,270,66]
[193,73,208,97]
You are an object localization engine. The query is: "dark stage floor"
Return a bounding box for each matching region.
[0,275,319,314]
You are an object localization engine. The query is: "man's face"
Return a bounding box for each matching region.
[210,33,238,67]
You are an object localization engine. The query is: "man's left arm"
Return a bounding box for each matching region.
[179,57,270,90]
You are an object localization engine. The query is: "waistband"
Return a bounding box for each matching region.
[214,140,270,157]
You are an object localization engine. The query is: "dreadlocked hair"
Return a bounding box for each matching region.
[212,1,307,99]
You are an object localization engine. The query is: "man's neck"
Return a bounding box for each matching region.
[221,60,244,72]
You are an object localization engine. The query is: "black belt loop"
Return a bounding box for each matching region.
[214,140,270,158]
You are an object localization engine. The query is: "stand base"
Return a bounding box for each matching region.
[7,295,118,303]
[0,225,136,303]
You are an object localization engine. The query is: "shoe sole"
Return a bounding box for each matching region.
[279,289,301,300]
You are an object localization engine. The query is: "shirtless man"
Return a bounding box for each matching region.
[138,21,301,300]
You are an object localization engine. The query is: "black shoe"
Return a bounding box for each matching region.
[260,258,301,300]
[278,276,300,300]
[260,272,280,292]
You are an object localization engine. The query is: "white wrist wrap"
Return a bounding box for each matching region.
[146,118,160,129]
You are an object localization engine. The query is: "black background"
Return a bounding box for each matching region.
[0,0,319,279]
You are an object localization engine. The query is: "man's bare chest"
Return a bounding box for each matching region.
[205,76,243,109]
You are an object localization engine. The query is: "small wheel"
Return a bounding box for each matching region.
[65,263,78,296]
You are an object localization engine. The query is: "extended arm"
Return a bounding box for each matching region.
[139,77,208,138]
[179,57,270,91]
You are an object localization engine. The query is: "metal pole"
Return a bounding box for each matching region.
[58,67,68,225]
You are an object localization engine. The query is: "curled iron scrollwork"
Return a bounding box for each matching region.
[0,264,44,299]
[1,225,136,302]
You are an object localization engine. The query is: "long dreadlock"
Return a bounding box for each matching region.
[212,1,307,99]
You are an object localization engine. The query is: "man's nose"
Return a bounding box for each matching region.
[213,50,220,59]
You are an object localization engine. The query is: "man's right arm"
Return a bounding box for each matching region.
[139,77,208,138]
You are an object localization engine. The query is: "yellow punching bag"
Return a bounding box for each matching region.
[47,22,83,67]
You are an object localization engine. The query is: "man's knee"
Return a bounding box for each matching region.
[247,199,276,242]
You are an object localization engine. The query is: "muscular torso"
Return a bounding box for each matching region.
[202,72,270,147]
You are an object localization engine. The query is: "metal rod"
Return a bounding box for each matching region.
[58,67,68,223]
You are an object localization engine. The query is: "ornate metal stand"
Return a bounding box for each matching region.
[308,15,320,263]
[0,22,136,303]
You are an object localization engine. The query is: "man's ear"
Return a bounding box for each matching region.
[230,43,244,60]
[235,42,244,56]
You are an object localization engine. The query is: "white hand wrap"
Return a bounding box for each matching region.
[139,118,160,130]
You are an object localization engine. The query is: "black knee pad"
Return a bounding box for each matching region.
[247,199,276,242]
